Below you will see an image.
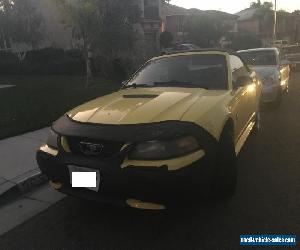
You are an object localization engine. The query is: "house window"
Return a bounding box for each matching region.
[144,0,159,20]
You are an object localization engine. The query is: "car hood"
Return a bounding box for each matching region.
[67,87,223,125]
[250,65,278,78]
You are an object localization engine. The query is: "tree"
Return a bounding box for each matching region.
[53,0,139,86]
[293,10,300,15]
[0,0,44,50]
[262,1,273,10]
[250,0,262,8]
[160,31,173,48]
[250,0,273,10]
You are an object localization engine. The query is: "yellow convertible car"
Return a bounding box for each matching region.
[37,50,262,209]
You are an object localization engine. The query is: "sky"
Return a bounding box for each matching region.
[171,0,300,14]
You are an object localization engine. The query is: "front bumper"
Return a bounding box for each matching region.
[37,147,215,209]
[37,117,218,209]
[261,85,280,103]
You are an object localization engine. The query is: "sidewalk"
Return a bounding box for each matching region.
[0,128,49,203]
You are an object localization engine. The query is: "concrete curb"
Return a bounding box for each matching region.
[0,171,48,207]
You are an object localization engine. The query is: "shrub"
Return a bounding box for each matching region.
[0,48,85,75]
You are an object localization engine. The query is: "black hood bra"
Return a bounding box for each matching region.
[52,115,217,151]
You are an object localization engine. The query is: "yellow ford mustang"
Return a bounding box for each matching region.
[37,50,262,209]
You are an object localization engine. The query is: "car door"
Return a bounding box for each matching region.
[229,55,255,143]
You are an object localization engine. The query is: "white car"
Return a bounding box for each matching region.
[162,44,200,55]
[238,48,290,106]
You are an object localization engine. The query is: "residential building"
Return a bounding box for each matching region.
[236,8,300,46]
[161,3,188,43]
[136,0,163,57]
[161,3,238,46]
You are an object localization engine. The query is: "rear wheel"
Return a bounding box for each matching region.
[210,128,237,199]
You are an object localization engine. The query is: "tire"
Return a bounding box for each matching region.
[210,128,237,199]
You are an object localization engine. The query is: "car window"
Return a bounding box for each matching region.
[238,50,278,66]
[127,54,228,90]
[230,55,250,87]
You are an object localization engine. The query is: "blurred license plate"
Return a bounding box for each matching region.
[68,165,100,192]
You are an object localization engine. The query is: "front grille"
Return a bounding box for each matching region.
[66,137,125,159]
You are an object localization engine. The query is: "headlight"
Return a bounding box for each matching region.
[46,130,59,149]
[129,136,200,160]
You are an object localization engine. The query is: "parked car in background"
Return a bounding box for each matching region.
[283,45,300,71]
[238,48,290,106]
[175,44,200,51]
[273,40,288,48]
[162,44,200,55]
[37,50,262,210]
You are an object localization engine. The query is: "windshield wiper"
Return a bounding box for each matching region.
[122,83,153,89]
[123,81,208,89]
[153,80,191,84]
[153,80,208,89]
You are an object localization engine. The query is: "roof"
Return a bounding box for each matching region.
[163,3,238,19]
[152,49,237,61]
[236,8,257,21]
[163,3,188,16]
[205,10,239,19]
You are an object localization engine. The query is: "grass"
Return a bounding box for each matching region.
[0,75,119,140]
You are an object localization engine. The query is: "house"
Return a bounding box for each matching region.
[236,8,300,46]
[135,0,163,57]
[161,3,238,45]
[161,3,188,43]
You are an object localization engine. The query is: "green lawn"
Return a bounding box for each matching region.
[0,75,119,140]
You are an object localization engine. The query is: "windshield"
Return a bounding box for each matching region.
[126,54,228,90]
[238,51,278,66]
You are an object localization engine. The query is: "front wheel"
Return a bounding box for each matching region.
[210,128,237,199]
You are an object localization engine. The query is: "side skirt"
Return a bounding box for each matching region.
[235,114,255,155]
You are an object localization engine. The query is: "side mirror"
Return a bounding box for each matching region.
[234,76,252,89]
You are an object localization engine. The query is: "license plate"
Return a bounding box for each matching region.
[67,165,100,192]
